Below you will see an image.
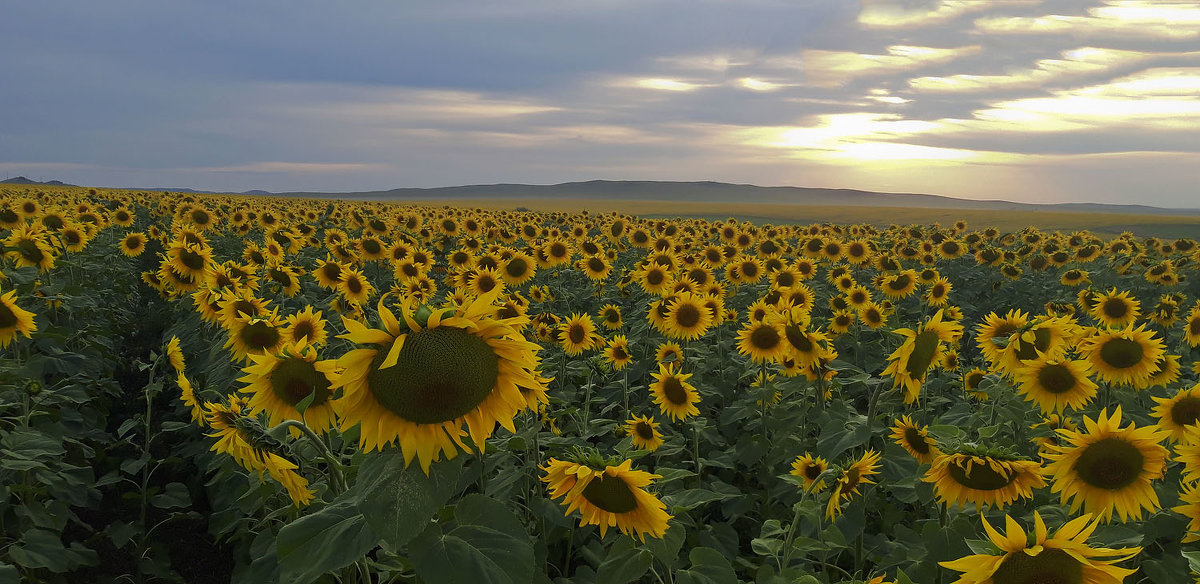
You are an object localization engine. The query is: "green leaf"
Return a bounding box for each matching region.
[0,562,17,584]
[151,482,191,509]
[409,495,534,584]
[645,524,685,567]
[1,430,66,459]
[8,529,70,572]
[293,389,316,416]
[663,488,734,511]
[674,547,737,584]
[277,500,378,584]
[352,447,463,550]
[817,423,872,460]
[751,538,782,556]
[597,537,653,584]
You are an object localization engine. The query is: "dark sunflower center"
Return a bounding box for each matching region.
[612,346,628,360]
[842,468,861,492]
[904,427,931,454]
[647,270,664,285]
[270,357,332,407]
[475,275,497,293]
[179,249,206,271]
[741,262,758,278]
[568,324,586,344]
[1102,298,1129,319]
[0,208,18,223]
[966,371,985,389]
[942,242,960,255]
[402,263,419,278]
[1189,318,1200,335]
[865,309,882,324]
[991,323,1019,345]
[191,210,210,225]
[363,239,381,254]
[125,237,143,250]
[1074,437,1144,490]
[888,275,912,290]
[662,376,688,405]
[635,422,654,440]
[1036,363,1078,394]
[588,257,605,273]
[345,277,363,294]
[947,459,1015,490]
[240,321,280,351]
[1099,337,1144,369]
[804,464,823,480]
[604,309,620,323]
[292,321,315,342]
[992,548,1083,584]
[1171,396,1200,427]
[550,242,568,258]
[270,269,292,286]
[786,326,813,353]
[905,330,941,380]
[674,304,701,329]
[581,475,639,513]
[751,326,781,350]
[367,327,499,424]
[0,303,18,329]
[506,258,528,277]
[322,263,342,281]
[851,291,866,304]
[17,240,44,264]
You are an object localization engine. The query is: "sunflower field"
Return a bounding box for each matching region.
[3,184,1200,584]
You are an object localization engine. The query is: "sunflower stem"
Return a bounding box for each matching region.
[692,421,702,487]
[622,366,630,420]
[277,419,346,494]
[779,491,808,569]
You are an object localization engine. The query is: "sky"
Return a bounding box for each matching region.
[1,0,1199,207]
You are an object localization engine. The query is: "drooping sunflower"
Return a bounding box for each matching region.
[165,335,186,373]
[975,309,1029,371]
[925,450,1044,510]
[0,289,38,348]
[626,415,664,452]
[940,512,1140,584]
[879,270,918,299]
[890,415,940,464]
[736,319,787,364]
[177,372,204,424]
[882,309,963,404]
[559,312,602,356]
[239,341,339,435]
[204,400,315,506]
[1077,324,1165,389]
[331,293,548,473]
[655,341,684,365]
[1044,406,1168,523]
[789,453,828,492]
[826,450,882,520]
[1088,288,1140,329]
[649,363,700,421]
[664,292,713,341]
[994,315,1078,375]
[541,457,671,541]
[603,335,634,370]
[1151,382,1200,443]
[1012,356,1098,414]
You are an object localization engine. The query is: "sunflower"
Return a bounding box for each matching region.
[924,277,951,307]
[1044,406,1168,522]
[626,415,664,452]
[1061,268,1090,286]
[1174,481,1200,543]
[239,341,339,435]
[559,312,602,356]
[541,457,671,541]
[4,225,57,272]
[994,315,1077,376]
[859,302,888,329]
[166,336,186,373]
[203,401,315,506]
[465,267,506,297]
[963,367,989,400]
[1077,324,1165,389]
[789,453,829,492]
[599,304,623,329]
[826,450,881,520]
[1088,288,1140,329]
[1144,354,1180,389]
[499,252,538,285]
[603,335,634,370]
[656,341,684,364]
[975,309,1029,370]
[1151,383,1200,443]
[337,267,376,306]
[119,232,148,257]
[890,415,940,464]
[664,292,713,341]
[313,257,345,289]
[175,371,204,423]
[284,305,328,347]
[1012,356,1098,414]
[879,270,918,299]
[649,363,700,421]
[331,293,548,473]
[224,310,286,362]
[882,309,963,404]
[579,255,612,281]
[736,320,787,364]
[1033,413,1078,453]
[0,289,38,348]
[940,511,1140,584]
[924,452,1045,510]
[1185,304,1200,347]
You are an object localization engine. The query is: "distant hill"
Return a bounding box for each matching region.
[279,180,1200,216]
[1,176,76,187]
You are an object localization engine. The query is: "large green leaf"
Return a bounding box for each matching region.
[352,448,464,550]
[674,547,737,584]
[597,536,653,584]
[277,500,378,584]
[410,494,534,584]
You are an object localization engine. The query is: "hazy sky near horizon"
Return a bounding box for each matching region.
[2,1,1199,206]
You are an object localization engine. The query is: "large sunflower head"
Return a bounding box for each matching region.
[541,455,671,541]
[882,310,963,404]
[649,363,700,422]
[625,415,664,452]
[1012,357,1098,414]
[1152,382,1200,443]
[789,453,829,492]
[0,290,38,349]
[923,450,1045,511]
[1088,288,1141,329]
[1044,406,1168,522]
[1078,324,1166,388]
[559,312,602,356]
[239,341,339,435]
[664,292,713,341]
[940,512,1140,584]
[736,319,787,364]
[331,292,548,473]
[603,335,634,370]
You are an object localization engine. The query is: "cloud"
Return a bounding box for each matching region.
[975,1,1200,39]
[857,0,1035,29]
[802,45,982,86]
[907,46,1155,92]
